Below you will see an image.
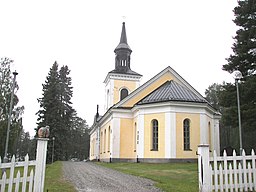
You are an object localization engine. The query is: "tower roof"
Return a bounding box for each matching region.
[114,22,132,52]
[105,22,141,78]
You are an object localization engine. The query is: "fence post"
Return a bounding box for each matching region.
[33,138,49,192]
[198,144,210,192]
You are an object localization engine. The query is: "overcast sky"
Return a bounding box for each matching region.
[0,1,238,136]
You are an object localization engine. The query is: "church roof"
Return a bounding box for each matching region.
[137,80,207,105]
[108,68,142,76]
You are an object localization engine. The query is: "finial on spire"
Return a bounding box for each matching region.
[122,16,126,23]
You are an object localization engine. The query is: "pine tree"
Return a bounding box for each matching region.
[222,0,256,153]
[0,57,24,158]
[223,0,256,77]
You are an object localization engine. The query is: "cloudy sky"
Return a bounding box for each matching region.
[0,0,238,135]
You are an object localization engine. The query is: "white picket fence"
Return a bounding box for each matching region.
[198,144,256,192]
[0,138,48,192]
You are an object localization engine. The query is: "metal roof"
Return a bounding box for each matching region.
[108,69,142,76]
[137,80,207,105]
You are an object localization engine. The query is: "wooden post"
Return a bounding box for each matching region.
[33,138,49,192]
[198,144,210,192]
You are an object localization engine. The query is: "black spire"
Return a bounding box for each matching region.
[114,22,132,73]
[115,22,132,51]
[94,104,100,123]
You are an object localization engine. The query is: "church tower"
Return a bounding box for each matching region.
[104,22,142,112]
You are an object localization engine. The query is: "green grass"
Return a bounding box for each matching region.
[1,161,75,192]
[44,161,76,192]
[97,162,198,192]
[0,166,35,192]
[1,166,35,178]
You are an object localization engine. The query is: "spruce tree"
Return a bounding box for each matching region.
[37,61,63,161]
[58,65,75,160]
[37,62,89,162]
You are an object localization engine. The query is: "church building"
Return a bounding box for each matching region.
[89,22,221,162]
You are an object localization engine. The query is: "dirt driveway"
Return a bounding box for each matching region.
[62,161,162,192]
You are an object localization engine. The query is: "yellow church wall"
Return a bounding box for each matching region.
[119,118,135,158]
[123,72,176,108]
[113,79,137,104]
[176,113,200,158]
[144,113,165,158]
[99,122,111,160]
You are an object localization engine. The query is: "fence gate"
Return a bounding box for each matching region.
[0,138,48,192]
[198,144,256,192]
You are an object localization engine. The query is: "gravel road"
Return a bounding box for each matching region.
[62,161,162,192]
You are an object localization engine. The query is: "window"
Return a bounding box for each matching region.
[137,131,139,144]
[104,129,106,153]
[152,119,158,151]
[120,88,128,100]
[183,119,190,150]
[108,126,110,152]
[134,123,137,151]
[100,132,103,154]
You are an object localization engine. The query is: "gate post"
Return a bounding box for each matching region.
[33,138,49,192]
[198,144,210,192]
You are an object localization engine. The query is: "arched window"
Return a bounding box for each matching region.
[104,129,106,153]
[120,88,128,101]
[100,131,103,154]
[183,119,190,151]
[152,119,158,151]
[108,126,111,152]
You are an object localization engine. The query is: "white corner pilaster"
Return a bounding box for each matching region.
[111,118,120,158]
[165,112,171,158]
[214,118,220,155]
[200,114,208,144]
[168,112,176,158]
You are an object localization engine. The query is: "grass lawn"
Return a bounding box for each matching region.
[44,161,76,192]
[0,166,35,192]
[97,162,198,192]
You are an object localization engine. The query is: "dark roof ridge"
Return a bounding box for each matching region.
[137,80,207,105]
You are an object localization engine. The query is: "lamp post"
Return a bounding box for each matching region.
[232,70,243,156]
[4,71,18,163]
[52,137,55,164]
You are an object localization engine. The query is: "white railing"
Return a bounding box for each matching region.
[0,138,48,192]
[198,144,256,192]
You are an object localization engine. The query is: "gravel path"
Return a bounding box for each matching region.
[62,161,162,192]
